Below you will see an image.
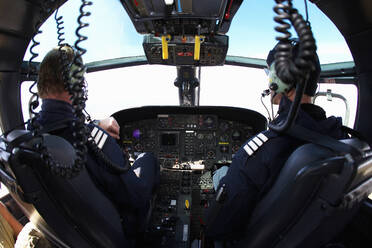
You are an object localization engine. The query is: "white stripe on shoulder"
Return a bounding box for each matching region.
[97,133,108,149]
[91,127,99,138]
[257,133,268,142]
[253,137,263,146]
[243,132,271,157]
[248,140,258,151]
[244,144,254,156]
[94,130,104,145]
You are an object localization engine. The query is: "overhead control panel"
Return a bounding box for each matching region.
[119,0,243,35]
[143,34,228,66]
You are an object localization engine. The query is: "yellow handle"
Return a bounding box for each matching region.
[194,35,205,61]
[161,35,171,60]
[185,199,190,209]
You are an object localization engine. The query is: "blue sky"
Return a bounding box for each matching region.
[25,0,352,64]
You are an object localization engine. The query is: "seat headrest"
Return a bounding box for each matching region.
[6,129,31,142]
[42,135,76,167]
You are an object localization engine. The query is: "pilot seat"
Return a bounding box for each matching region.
[237,136,372,248]
[0,129,133,248]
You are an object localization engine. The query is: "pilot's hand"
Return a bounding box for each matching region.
[98,117,120,139]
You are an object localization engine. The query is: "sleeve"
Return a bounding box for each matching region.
[86,124,149,211]
[206,147,269,241]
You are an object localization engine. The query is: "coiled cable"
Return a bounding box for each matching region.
[269,0,317,133]
[66,0,94,173]
[24,1,82,177]
[54,7,66,46]
[87,141,131,174]
[27,1,54,135]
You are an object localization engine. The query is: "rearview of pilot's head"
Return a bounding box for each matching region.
[37,44,85,103]
[266,41,321,104]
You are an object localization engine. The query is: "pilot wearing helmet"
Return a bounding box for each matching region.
[206,41,348,243]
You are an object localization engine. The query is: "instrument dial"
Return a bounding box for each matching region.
[197,133,204,139]
[203,116,215,128]
[219,121,230,132]
[231,130,241,141]
[219,134,229,142]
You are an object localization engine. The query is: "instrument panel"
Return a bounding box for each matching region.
[113,106,267,247]
[120,114,257,170]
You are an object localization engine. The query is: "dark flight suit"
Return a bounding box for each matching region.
[33,99,160,238]
[206,96,347,241]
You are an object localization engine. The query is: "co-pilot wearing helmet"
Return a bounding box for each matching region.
[205,41,348,245]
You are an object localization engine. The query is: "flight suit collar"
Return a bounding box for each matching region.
[274,96,329,133]
[38,99,75,125]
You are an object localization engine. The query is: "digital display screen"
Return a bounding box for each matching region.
[161,133,177,146]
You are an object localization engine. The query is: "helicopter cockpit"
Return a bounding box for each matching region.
[1,0,372,248]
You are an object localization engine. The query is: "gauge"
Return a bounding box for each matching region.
[232,144,240,153]
[220,145,229,153]
[219,134,229,142]
[219,121,230,132]
[206,133,214,140]
[134,143,143,152]
[197,133,204,139]
[145,141,155,150]
[231,130,241,141]
[245,130,253,139]
[147,129,156,138]
[203,116,215,128]
[122,131,131,141]
[207,150,215,159]
[244,127,254,139]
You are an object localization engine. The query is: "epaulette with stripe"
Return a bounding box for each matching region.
[243,131,272,157]
[89,127,108,149]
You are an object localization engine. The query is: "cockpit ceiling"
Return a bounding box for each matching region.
[119,0,243,35]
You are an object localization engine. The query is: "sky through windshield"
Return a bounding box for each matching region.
[23,0,353,63]
[20,0,356,123]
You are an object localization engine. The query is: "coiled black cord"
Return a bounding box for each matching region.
[24,1,82,177]
[87,141,131,174]
[26,0,128,176]
[273,0,316,85]
[54,0,128,175]
[28,35,41,78]
[28,81,39,119]
[27,1,54,134]
[54,7,66,46]
[269,0,317,133]
[27,0,51,127]
[65,0,94,173]
[68,0,130,175]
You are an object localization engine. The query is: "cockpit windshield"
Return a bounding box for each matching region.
[22,0,352,63]
[20,0,355,124]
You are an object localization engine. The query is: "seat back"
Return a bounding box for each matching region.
[239,138,372,248]
[0,130,130,248]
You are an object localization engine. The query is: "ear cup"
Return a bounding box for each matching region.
[268,63,294,94]
[69,63,86,84]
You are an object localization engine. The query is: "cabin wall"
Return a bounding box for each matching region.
[0,73,23,132]
[315,0,372,144]
[0,0,64,132]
